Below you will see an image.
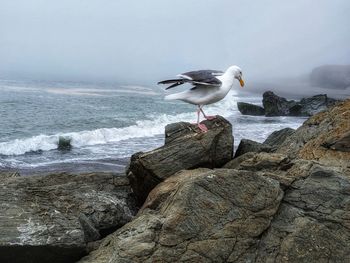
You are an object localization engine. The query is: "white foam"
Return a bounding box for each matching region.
[0,92,239,156]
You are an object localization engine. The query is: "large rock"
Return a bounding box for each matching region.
[322,131,350,152]
[299,94,338,116]
[127,116,233,205]
[234,139,271,158]
[79,168,283,263]
[0,172,136,263]
[237,102,265,116]
[262,91,340,117]
[263,127,295,149]
[80,161,350,262]
[277,99,350,167]
[256,165,350,262]
[263,91,297,116]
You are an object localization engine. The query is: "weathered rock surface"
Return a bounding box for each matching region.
[322,131,350,152]
[262,91,340,117]
[263,127,295,149]
[263,91,298,116]
[277,99,350,167]
[256,164,350,262]
[79,160,350,262]
[127,116,233,205]
[237,102,265,116]
[234,139,271,158]
[57,136,72,151]
[0,172,136,263]
[79,168,283,263]
[299,94,339,116]
[80,102,350,262]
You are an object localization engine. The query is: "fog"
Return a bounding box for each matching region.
[0,0,349,87]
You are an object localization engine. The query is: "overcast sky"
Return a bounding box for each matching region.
[0,0,349,84]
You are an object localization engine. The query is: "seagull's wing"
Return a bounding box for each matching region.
[179,70,223,87]
[158,69,223,90]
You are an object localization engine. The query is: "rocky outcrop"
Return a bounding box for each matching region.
[0,172,136,263]
[277,99,350,167]
[58,136,72,151]
[263,91,298,116]
[127,116,233,205]
[79,158,350,262]
[234,139,271,158]
[260,91,340,117]
[263,127,295,149]
[322,131,350,152]
[79,100,350,263]
[79,168,283,263]
[237,102,265,116]
[298,94,339,116]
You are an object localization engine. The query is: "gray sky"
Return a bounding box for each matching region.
[0,0,349,84]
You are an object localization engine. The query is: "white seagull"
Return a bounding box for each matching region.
[158,65,245,132]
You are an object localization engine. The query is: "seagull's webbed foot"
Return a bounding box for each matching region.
[197,123,208,133]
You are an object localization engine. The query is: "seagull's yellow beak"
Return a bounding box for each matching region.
[239,77,245,87]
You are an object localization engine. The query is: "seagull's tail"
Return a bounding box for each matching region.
[158,79,187,89]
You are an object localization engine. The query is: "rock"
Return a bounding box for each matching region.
[322,131,350,152]
[58,136,72,151]
[256,165,350,262]
[0,171,20,179]
[310,64,350,90]
[234,139,271,158]
[127,116,233,205]
[277,99,350,167]
[227,152,290,172]
[237,102,265,116]
[79,168,283,263]
[263,127,295,148]
[299,94,339,116]
[263,91,297,116]
[262,91,340,117]
[0,172,136,263]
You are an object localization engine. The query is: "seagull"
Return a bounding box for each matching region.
[158,65,245,132]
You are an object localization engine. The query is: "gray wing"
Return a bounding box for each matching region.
[179,70,223,87]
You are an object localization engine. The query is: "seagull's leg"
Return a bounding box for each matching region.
[196,105,208,132]
[200,106,216,120]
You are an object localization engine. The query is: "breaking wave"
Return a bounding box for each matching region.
[0,92,240,156]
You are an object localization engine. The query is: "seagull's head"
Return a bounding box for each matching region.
[226,65,244,87]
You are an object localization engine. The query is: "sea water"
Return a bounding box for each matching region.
[0,79,305,175]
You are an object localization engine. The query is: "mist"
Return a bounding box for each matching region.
[0,0,349,87]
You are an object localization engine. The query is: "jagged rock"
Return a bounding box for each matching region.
[0,171,20,179]
[79,168,283,263]
[263,91,297,116]
[58,136,72,151]
[237,102,265,116]
[80,162,350,262]
[255,165,350,262]
[127,116,233,205]
[0,172,136,263]
[322,131,350,152]
[263,127,295,148]
[299,94,339,116]
[234,139,271,158]
[262,91,339,117]
[225,152,312,188]
[277,99,350,167]
[226,152,290,172]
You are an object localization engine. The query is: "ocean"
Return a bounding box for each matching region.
[0,79,305,175]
